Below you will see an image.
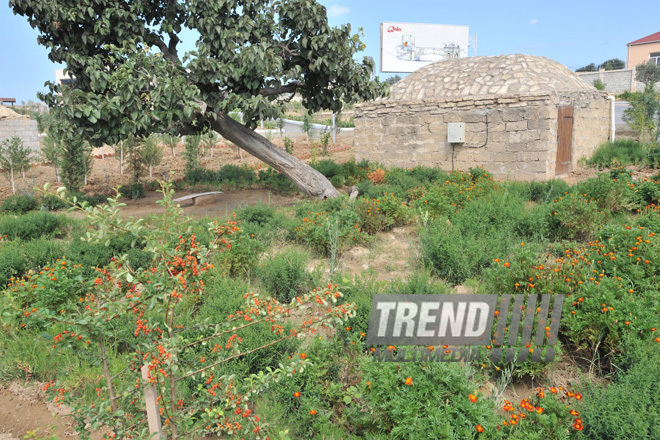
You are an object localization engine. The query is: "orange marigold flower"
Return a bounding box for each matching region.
[300,353,307,359]
[309,410,317,415]
[404,377,413,386]
[469,394,478,403]
[476,425,484,433]
[550,387,558,394]
[294,392,300,398]
[504,262,510,268]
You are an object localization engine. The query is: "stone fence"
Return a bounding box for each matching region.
[576,68,654,94]
[0,118,41,152]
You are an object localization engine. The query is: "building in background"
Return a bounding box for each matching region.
[55,69,75,85]
[355,55,610,181]
[626,31,660,68]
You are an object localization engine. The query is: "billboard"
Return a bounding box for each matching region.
[381,22,469,73]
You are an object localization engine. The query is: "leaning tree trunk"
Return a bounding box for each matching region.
[211,112,338,199]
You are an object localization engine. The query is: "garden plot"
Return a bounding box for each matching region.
[1,141,659,439]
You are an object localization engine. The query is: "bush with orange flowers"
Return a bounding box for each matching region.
[5,182,356,439]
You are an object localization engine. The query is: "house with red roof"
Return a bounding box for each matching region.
[626,31,660,68]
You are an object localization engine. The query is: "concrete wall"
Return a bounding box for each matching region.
[576,69,636,94]
[354,91,610,181]
[576,68,656,94]
[0,118,41,153]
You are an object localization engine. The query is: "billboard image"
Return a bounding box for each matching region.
[381,22,469,73]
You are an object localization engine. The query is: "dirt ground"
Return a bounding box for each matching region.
[0,136,355,203]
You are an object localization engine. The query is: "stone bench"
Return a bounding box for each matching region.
[173,191,223,206]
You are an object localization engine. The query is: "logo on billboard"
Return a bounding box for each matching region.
[387,25,402,33]
[366,294,564,363]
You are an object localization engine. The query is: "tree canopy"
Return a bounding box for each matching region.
[576,58,625,73]
[10,0,388,197]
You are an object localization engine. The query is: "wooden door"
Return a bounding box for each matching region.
[555,106,574,175]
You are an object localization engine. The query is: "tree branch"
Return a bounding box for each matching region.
[259,80,304,97]
[152,34,179,63]
[167,32,180,58]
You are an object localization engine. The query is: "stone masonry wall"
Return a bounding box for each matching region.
[576,68,658,94]
[0,118,41,153]
[558,92,611,166]
[354,91,610,180]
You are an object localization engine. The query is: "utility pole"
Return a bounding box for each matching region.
[469,35,478,57]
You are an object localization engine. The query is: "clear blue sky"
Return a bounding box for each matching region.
[1,0,658,104]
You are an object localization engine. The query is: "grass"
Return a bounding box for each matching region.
[585,139,659,169]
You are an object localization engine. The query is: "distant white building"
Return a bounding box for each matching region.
[55,69,75,85]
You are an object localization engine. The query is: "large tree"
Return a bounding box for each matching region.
[10,0,387,198]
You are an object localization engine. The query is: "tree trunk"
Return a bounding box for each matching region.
[211,112,338,199]
[149,163,153,178]
[9,166,15,194]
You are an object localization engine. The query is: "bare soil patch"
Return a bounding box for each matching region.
[0,137,355,203]
[0,382,103,440]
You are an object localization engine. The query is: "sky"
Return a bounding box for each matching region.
[1,0,659,105]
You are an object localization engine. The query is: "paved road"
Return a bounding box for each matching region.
[615,101,629,127]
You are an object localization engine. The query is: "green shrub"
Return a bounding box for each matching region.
[283,137,294,154]
[0,194,38,214]
[183,276,299,378]
[293,208,369,255]
[76,193,110,207]
[468,165,493,182]
[7,258,87,325]
[119,182,146,200]
[593,78,605,90]
[420,190,529,284]
[235,203,277,226]
[257,168,298,193]
[312,159,341,178]
[22,238,66,270]
[0,240,25,287]
[617,91,642,101]
[547,194,601,241]
[66,232,148,275]
[586,139,650,168]
[354,361,499,439]
[0,212,68,241]
[579,342,660,439]
[215,164,257,186]
[525,179,571,203]
[40,194,69,211]
[213,222,264,277]
[648,145,660,168]
[410,169,498,218]
[256,248,312,303]
[576,173,640,214]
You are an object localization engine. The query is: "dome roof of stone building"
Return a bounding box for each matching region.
[389,54,595,101]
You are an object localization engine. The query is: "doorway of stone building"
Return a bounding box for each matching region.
[555,106,574,174]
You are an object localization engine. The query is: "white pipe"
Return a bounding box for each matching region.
[607,95,616,142]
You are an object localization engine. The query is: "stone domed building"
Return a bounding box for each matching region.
[354,54,612,180]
